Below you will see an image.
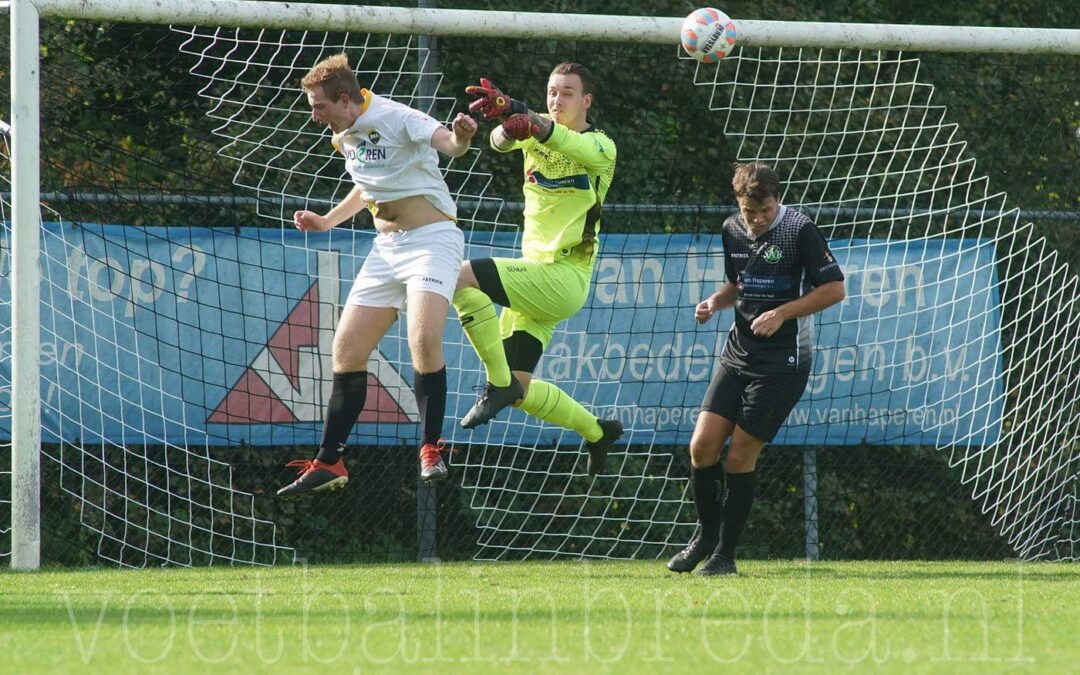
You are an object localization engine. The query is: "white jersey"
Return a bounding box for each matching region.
[331,90,456,219]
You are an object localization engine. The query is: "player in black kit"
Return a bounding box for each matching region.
[668,163,846,576]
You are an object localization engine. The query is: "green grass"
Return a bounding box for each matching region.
[1,560,1076,673]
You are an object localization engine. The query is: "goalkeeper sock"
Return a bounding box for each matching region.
[315,370,367,464]
[717,471,757,561]
[453,287,511,387]
[517,379,603,442]
[691,461,725,542]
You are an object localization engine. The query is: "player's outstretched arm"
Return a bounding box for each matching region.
[464,79,610,165]
[466,78,554,146]
[536,122,615,173]
[489,113,554,150]
[294,185,367,232]
[431,112,478,157]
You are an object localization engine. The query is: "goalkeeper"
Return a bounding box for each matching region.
[455,62,623,474]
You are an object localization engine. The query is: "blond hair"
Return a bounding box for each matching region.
[300,53,362,103]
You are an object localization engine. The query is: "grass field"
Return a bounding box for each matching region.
[1,560,1076,674]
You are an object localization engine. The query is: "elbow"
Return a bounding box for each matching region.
[833,281,846,304]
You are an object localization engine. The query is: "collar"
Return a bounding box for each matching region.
[331,89,374,150]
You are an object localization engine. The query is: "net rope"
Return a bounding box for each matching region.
[1,21,1076,564]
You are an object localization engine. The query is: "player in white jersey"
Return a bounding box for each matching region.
[278,54,477,497]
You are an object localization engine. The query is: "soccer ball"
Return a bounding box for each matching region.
[680,7,737,63]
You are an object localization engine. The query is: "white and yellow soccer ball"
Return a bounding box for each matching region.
[680,7,737,63]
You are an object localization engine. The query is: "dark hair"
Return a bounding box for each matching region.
[301,53,362,103]
[550,61,595,97]
[732,162,781,201]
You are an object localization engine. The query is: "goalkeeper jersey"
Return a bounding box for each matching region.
[492,119,617,268]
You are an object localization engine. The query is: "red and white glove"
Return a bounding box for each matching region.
[501,113,541,141]
[465,78,529,119]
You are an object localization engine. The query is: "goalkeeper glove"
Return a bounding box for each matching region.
[501,113,542,141]
[465,78,528,119]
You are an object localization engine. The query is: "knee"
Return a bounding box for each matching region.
[689,435,722,468]
[726,440,761,472]
[332,341,368,372]
[332,331,351,357]
[409,333,444,370]
[456,260,477,292]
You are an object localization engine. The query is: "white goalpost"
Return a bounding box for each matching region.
[8,0,41,570]
[5,0,1080,569]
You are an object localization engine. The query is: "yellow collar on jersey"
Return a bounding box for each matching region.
[330,89,375,153]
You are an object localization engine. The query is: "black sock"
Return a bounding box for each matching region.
[414,367,447,445]
[315,371,367,464]
[691,461,725,543]
[718,471,757,561]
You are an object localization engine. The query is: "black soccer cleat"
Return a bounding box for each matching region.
[585,418,624,475]
[696,554,738,577]
[666,534,719,573]
[461,376,524,429]
[276,458,348,498]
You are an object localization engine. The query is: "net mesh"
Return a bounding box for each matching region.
[1,19,1077,565]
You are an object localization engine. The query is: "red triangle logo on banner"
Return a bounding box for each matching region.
[208,369,299,424]
[267,284,320,391]
[207,279,415,425]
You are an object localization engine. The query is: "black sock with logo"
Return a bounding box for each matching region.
[717,471,757,561]
[315,371,367,464]
[691,461,726,543]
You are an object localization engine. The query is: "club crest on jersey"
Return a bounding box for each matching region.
[367,129,381,144]
[763,245,783,264]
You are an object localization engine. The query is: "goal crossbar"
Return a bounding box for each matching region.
[19,0,1080,54]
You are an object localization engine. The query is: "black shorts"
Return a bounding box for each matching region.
[700,363,809,443]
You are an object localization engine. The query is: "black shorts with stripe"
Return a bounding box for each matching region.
[700,362,809,443]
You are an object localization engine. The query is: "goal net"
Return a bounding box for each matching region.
[2,7,1078,566]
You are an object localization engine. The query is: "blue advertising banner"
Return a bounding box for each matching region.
[0,224,1003,446]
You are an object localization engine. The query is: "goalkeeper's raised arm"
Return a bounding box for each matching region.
[468,78,616,176]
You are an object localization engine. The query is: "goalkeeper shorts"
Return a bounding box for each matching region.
[486,256,591,348]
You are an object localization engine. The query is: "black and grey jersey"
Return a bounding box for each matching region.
[719,206,844,376]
